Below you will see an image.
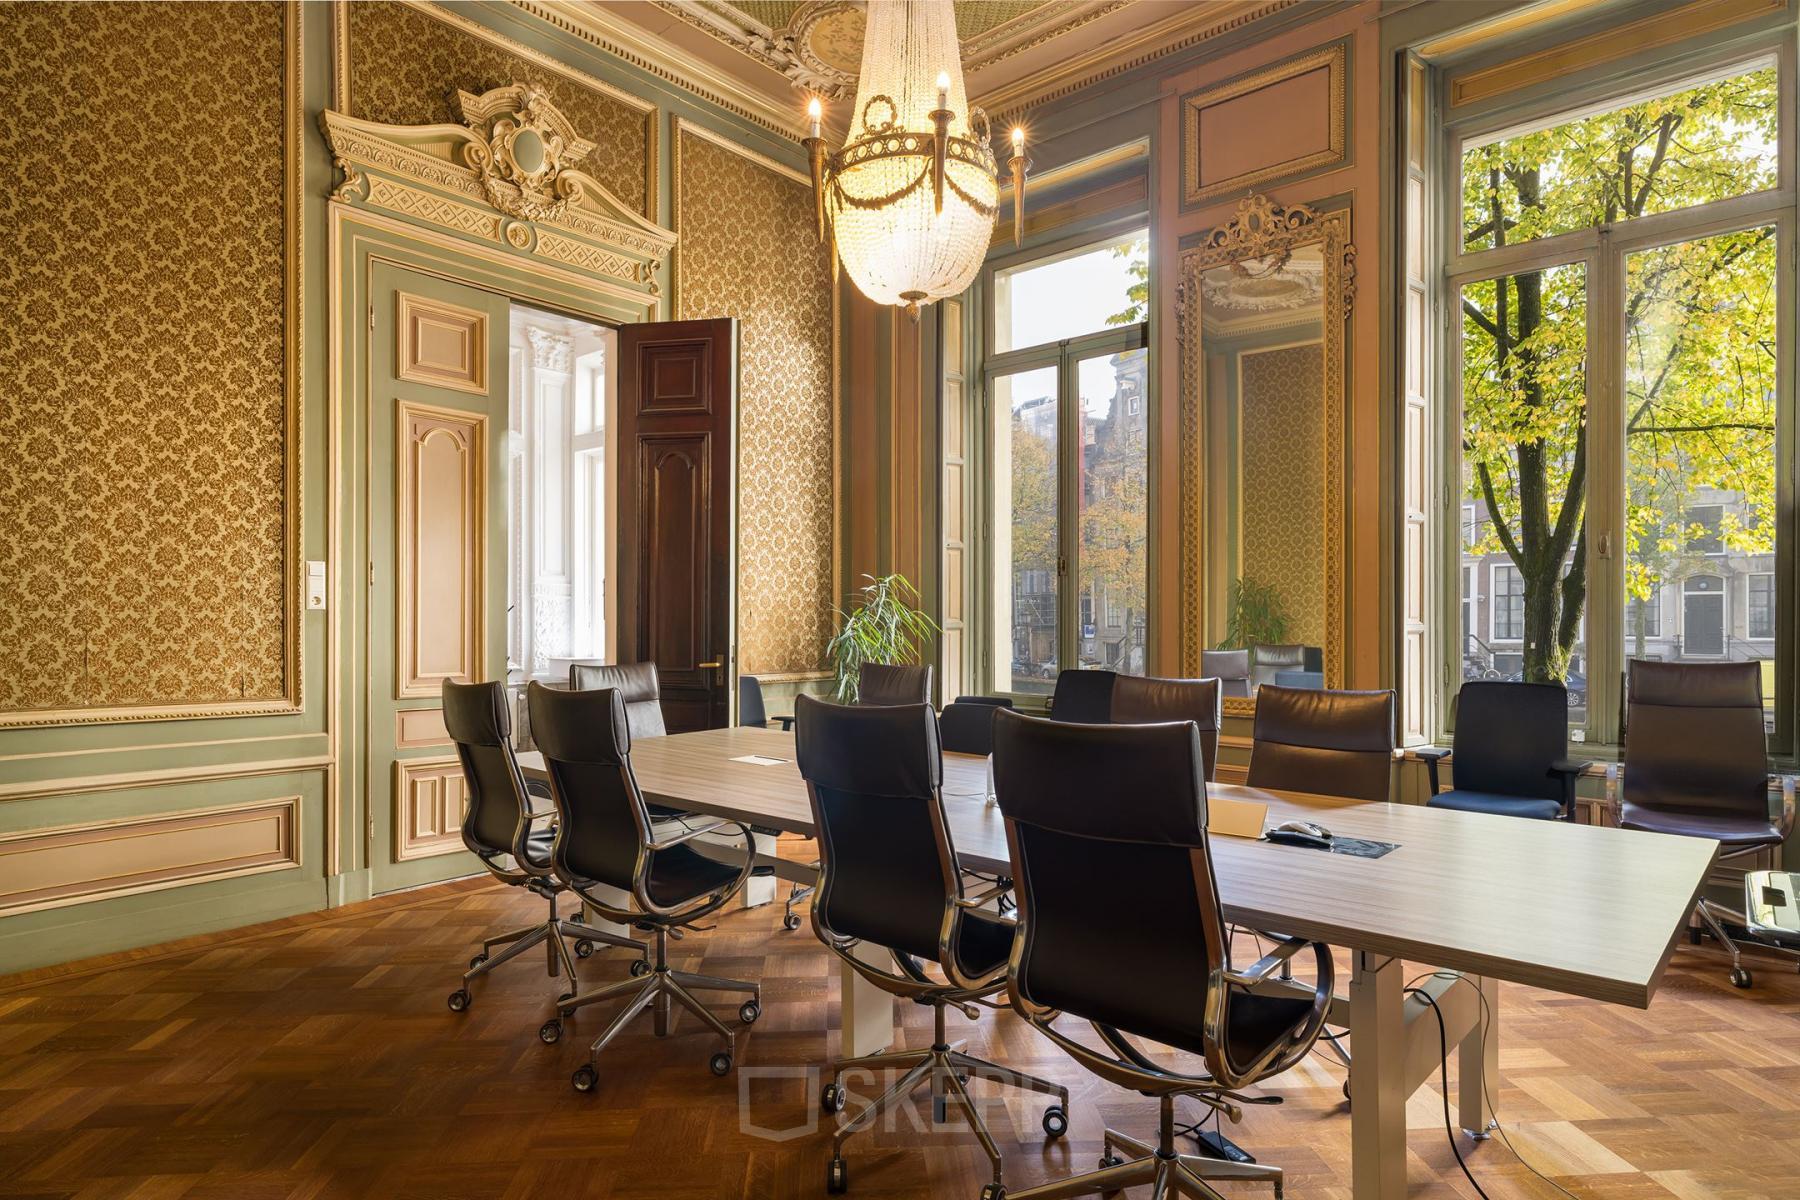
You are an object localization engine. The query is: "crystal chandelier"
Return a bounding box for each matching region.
[804,0,1027,315]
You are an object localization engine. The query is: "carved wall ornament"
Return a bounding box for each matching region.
[526,327,573,372]
[321,83,675,304]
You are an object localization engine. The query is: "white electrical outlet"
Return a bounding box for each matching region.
[306,560,328,610]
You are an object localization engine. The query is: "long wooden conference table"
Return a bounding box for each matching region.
[520,725,1716,1200]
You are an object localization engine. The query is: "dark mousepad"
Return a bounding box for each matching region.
[1263,835,1399,859]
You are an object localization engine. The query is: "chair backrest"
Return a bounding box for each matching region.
[992,709,1228,1047]
[1624,660,1768,816]
[1451,680,1569,800]
[1251,644,1306,690]
[443,679,530,859]
[738,675,769,727]
[1247,685,1394,803]
[794,694,955,962]
[1201,649,1251,698]
[857,661,933,705]
[528,681,648,891]
[938,697,1015,756]
[570,661,666,739]
[1048,668,1117,723]
[1111,674,1224,782]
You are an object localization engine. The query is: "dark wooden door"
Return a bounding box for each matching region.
[617,318,737,732]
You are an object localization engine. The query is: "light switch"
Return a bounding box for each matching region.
[306,560,328,610]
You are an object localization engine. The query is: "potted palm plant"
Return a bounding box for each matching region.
[825,573,939,703]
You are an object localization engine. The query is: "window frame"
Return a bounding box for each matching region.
[1435,38,1797,751]
[978,223,1151,702]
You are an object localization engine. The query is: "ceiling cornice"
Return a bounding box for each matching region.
[518,0,807,140]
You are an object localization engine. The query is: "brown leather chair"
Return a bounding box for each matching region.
[1111,674,1224,782]
[1201,650,1251,698]
[857,661,932,705]
[1246,685,1395,803]
[570,662,666,738]
[1251,644,1308,691]
[1619,660,1796,988]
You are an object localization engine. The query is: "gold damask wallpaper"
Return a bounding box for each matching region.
[674,127,836,677]
[0,2,292,718]
[345,1,650,218]
[1239,343,1326,650]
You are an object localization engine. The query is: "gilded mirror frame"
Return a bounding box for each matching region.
[1177,194,1354,715]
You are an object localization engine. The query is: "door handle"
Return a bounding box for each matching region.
[698,661,723,669]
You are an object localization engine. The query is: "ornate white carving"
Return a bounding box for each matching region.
[457,84,594,223]
[526,327,573,372]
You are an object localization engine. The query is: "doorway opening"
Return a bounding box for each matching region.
[507,304,617,686]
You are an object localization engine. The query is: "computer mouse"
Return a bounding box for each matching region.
[1275,819,1331,841]
[1264,820,1333,850]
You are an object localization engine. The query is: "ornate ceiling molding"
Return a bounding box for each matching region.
[321,83,675,300]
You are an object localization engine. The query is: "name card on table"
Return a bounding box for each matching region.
[1207,795,1269,840]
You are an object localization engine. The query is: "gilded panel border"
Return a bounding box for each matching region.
[0,3,305,729]
[1180,38,1348,210]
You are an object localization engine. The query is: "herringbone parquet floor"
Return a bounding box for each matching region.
[3,876,1799,1199]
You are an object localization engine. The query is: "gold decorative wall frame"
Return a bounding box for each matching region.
[322,83,675,309]
[1178,194,1354,714]
[1180,38,1348,208]
[0,1,304,728]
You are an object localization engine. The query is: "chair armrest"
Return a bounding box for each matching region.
[1221,935,1312,987]
[646,819,735,850]
[775,715,794,732]
[952,879,1012,910]
[1415,747,1450,795]
[1549,758,1585,819]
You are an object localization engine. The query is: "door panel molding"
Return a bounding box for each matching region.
[396,292,489,394]
[395,401,488,698]
[392,757,467,861]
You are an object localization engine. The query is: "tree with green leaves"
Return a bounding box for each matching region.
[1460,66,1777,683]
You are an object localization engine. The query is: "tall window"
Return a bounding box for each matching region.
[986,230,1149,695]
[1448,55,1789,742]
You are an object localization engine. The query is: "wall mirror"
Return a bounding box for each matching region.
[1179,195,1353,714]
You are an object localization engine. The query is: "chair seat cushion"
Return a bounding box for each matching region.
[519,825,557,872]
[1109,991,1314,1066]
[1620,802,1784,848]
[643,844,742,908]
[950,911,1015,980]
[1428,790,1563,821]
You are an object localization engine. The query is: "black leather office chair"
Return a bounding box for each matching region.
[1048,667,1117,722]
[1419,681,1583,820]
[1202,649,1252,698]
[1111,674,1224,782]
[1247,684,1395,803]
[528,682,762,1085]
[739,674,793,730]
[794,694,1068,1198]
[856,661,932,705]
[1618,661,1797,987]
[992,709,1333,1200]
[938,696,1016,756]
[569,662,691,821]
[440,680,646,1014]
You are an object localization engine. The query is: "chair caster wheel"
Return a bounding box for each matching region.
[573,939,595,959]
[468,953,487,970]
[1042,1105,1068,1138]
[571,1065,597,1093]
[826,1156,848,1194]
[821,1081,846,1114]
[1731,966,1753,988]
[1342,1078,1352,1102]
[446,989,471,1012]
[979,1185,1005,1200]
[1099,1153,1123,1170]
[739,999,761,1025]
[557,991,575,1005]
[539,1020,562,1044]
[782,912,802,931]
[630,958,652,977]
[709,1051,733,1076]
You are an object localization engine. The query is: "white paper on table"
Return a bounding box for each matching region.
[730,753,791,766]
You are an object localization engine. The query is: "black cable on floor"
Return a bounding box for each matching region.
[1405,981,1491,1200]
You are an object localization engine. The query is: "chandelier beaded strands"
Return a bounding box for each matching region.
[803,0,1029,317]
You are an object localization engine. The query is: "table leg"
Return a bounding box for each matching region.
[840,944,895,1058]
[1349,951,1408,1200]
[1457,974,1499,1139]
[741,828,777,909]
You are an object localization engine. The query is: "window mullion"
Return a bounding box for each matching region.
[1586,234,1625,745]
[1057,344,1079,673]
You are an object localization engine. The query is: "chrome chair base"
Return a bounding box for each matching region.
[1696,897,1800,988]
[544,926,761,1085]
[1005,1096,1283,1200]
[447,892,646,1012]
[823,1002,1069,1193]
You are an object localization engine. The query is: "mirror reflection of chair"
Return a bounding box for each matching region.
[856,661,933,705]
[1201,649,1251,698]
[528,682,762,1085]
[1250,644,1306,691]
[794,695,1069,1199]
[1246,684,1396,803]
[1617,660,1798,988]
[1419,681,1584,820]
[440,680,647,1015]
[992,709,1334,1200]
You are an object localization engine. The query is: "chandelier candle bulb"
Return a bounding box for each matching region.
[802,0,1005,314]
[804,98,828,241]
[1008,127,1029,247]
